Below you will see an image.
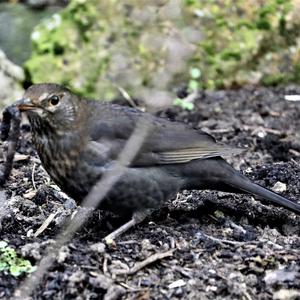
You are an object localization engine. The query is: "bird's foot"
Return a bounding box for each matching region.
[103,210,149,245]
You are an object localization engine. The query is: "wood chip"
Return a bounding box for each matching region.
[34,212,59,237]
[113,249,175,276]
[14,154,30,162]
[168,279,186,289]
[284,95,300,101]
[23,190,37,199]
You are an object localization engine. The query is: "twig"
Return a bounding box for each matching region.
[34,212,58,237]
[13,118,152,299]
[243,291,253,300]
[289,149,300,157]
[0,190,7,225]
[116,85,137,108]
[119,282,149,292]
[244,125,283,136]
[197,231,245,246]
[113,249,175,276]
[198,231,284,250]
[31,162,37,190]
[228,220,247,234]
[103,254,109,275]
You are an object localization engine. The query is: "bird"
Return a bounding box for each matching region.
[15,83,300,241]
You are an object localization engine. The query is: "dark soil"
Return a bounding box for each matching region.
[0,85,299,300]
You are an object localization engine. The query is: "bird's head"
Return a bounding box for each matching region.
[16,83,80,130]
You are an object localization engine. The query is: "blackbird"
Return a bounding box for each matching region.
[15,83,300,240]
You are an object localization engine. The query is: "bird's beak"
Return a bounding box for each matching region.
[15,98,36,111]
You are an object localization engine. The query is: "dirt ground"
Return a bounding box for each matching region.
[0,85,299,300]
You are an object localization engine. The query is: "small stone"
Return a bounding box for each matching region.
[141,239,152,250]
[284,95,300,101]
[23,190,37,199]
[273,289,300,300]
[168,279,186,289]
[27,229,34,237]
[205,285,217,292]
[21,242,42,260]
[90,242,106,254]
[13,154,29,162]
[272,182,287,193]
[68,270,86,283]
[245,274,258,286]
[257,131,266,138]
[57,246,70,263]
[264,269,297,285]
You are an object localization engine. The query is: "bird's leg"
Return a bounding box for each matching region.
[103,210,150,244]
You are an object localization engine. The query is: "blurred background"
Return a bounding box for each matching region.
[1,0,300,109]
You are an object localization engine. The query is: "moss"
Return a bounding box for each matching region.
[0,241,35,277]
[261,73,287,86]
[25,0,300,102]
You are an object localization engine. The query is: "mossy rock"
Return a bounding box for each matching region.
[0,3,60,65]
[25,0,300,104]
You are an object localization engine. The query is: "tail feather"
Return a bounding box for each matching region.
[181,157,300,215]
[225,174,300,215]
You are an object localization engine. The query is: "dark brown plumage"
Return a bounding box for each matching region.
[15,83,300,239]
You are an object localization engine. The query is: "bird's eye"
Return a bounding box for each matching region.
[49,95,60,106]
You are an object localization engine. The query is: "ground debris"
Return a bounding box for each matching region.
[0,86,299,299]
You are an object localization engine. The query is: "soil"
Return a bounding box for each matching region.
[0,85,299,300]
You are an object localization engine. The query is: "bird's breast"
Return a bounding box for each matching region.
[32,131,83,186]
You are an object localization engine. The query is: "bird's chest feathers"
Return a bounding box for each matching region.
[33,129,83,180]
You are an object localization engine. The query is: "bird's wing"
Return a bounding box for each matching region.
[134,122,240,165]
[87,103,240,166]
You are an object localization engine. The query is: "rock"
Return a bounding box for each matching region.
[21,242,42,260]
[168,279,186,289]
[57,245,70,263]
[0,3,61,65]
[90,242,106,254]
[264,269,298,285]
[0,49,24,109]
[273,289,300,300]
[272,182,287,193]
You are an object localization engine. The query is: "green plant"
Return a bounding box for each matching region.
[173,97,195,110]
[188,67,201,92]
[173,67,201,110]
[25,0,299,99]
[0,241,36,276]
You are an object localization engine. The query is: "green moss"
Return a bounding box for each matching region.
[0,241,35,277]
[261,73,286,86]
[25,0,300,101]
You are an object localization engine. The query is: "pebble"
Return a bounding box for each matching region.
[272,182,287,193]
[23,190,37,199]
[168,279,186,289]
[90,242,106,254]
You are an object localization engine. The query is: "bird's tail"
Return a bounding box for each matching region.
[182,158,300,215]
[224,171,300,215]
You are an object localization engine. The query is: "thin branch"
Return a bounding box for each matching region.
[197,231,245,246]
[34,212,58,237]
[113,249,175,276]
[116,85,137,108]
[13,118,152,299]
[31,162,37,190]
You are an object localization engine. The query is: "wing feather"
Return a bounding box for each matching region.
[88,102,242,166]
